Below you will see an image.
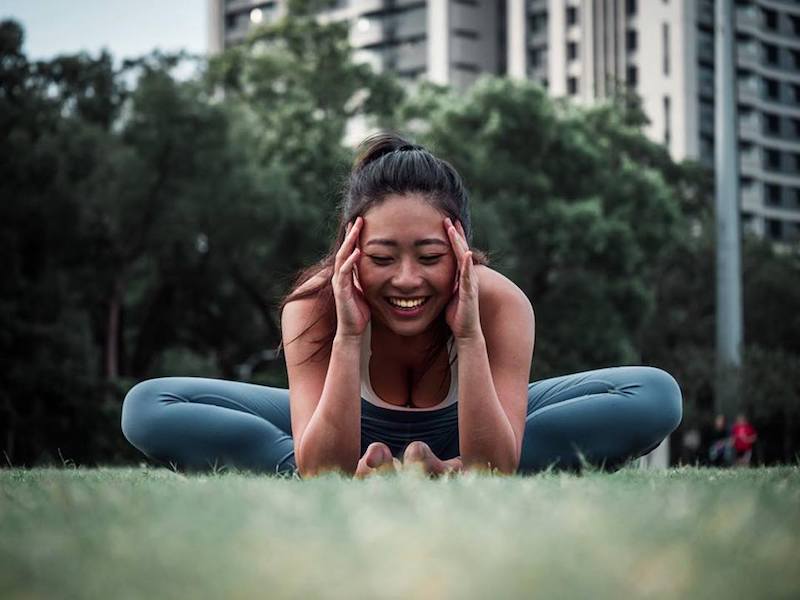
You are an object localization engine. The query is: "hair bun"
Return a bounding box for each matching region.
[353,132,422,172]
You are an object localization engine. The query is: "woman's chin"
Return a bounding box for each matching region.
[372,302,440,335]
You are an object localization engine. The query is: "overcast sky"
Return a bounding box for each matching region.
[2,0,207,60]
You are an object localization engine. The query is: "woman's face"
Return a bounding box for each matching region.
[355,194,457,337]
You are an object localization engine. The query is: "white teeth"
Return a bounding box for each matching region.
[388,297,427,308]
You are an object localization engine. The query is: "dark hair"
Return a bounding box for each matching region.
[280,133,489,390]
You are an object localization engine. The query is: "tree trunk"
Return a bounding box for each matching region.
[106,277,124,380]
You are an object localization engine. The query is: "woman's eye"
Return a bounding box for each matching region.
[369,256,393,265]
[420,255,445,263]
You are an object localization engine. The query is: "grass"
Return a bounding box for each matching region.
[1,466,799,600]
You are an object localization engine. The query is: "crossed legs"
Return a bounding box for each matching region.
[121,367,681,476]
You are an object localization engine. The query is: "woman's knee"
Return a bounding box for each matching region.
[635,366,683,437]
[120,378,173,451]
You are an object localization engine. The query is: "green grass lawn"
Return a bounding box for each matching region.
[1,466,798,600]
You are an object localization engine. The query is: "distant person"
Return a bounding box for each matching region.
[121,133,683,477]
[731,413,758,467]
[708,414,733,467]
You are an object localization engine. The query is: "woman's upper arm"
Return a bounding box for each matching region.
[281,297,332,453]
[480,269,535,457]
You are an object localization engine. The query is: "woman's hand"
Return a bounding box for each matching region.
[332,216,371,338]
[444,218,481,340]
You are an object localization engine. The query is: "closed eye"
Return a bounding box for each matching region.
[367,255,445,265]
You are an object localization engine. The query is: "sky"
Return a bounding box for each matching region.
[1,0,207,60]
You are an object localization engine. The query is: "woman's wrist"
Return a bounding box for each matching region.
[455,331,486,349]
[334,330,363,346]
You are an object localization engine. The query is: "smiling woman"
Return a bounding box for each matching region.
[121,133,683,478]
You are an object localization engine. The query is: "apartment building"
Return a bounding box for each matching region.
[208,0,800,242]
[508,0,800,243]
[209,0,501,88]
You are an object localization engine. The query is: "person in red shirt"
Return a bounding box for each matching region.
[731,413,758,467]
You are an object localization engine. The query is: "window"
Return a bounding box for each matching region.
[765,78,779,100]
[792,50,800,70]
[766,149,781,170]
[793,118,800,138]
[567,76,578,95]
[662,23,670,75]
[530,11,548,34]
[663,95,671,146]
[626,29,638,52]
[453,28,479,39]
[627,65,638,86]
[567,41,578,60]
[530,47,545,68]
[762,8,778,31]
[765,113,780,135]
[791,15,800,36]
[764,43,779,66]
[452,62,479,73]
[225,12,241,29]
[766,184,782,206]
[626,0,637,17]
[768,219,783,240]
[566,6,578,26]
[793,84,800,103]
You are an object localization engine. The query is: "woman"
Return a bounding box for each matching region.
[121,133,682,477]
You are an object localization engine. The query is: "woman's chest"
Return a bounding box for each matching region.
[368,355,452,409]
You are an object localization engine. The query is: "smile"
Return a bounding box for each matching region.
[386,296,430,309]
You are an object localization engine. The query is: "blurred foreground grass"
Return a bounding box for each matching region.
[1,466,798,599]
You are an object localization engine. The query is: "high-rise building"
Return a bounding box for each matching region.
[508,0,800,243]
[210,0,501,88]
[208,0,800,242]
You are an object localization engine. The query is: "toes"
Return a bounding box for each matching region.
[365,442,392,468]
[403,441,431,463]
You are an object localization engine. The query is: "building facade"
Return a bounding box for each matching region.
[210,0,501,88]
[209,0,800,242]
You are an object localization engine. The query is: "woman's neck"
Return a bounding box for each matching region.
[370,319,444,368]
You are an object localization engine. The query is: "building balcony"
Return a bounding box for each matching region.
[737,77,762,104]
[737,43,761,67]
[739,115,761,138]
[741,148,762,171]
[741,182,763,208]
[735,6,761,31]
[697,0,714,27]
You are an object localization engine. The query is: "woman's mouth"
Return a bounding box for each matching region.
[385,296,431,317]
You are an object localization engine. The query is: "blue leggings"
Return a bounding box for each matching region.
[121,366,682,475]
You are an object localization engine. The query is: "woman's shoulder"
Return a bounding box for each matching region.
[476,265,533,314]
[475,265,535,354]
[281,270,335,350]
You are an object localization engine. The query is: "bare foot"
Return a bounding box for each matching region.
[402,441,463,477]
[355,442,397,478]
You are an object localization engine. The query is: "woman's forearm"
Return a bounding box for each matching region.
[296,334,362,476]
[457,334,519,473]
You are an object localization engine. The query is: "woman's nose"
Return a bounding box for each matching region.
[391,259,423,288]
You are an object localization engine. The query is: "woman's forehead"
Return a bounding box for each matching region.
[362,194,444,225]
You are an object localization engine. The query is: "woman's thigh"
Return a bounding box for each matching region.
[121,377,295,473]
[519,366,682,473]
